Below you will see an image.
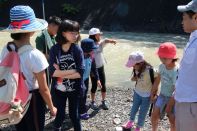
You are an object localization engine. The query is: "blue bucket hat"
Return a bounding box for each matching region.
[1,5,48,33]
[81,38,98,53]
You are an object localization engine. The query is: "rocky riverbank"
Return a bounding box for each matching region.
[1,86,170,131]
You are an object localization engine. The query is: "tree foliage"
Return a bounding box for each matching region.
[0,0,8,3]
[62,3,79,15]
[0,0,8,8]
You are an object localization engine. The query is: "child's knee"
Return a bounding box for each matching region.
[151,113,157,121]
[167,114,175,124]
[151,108,160,120]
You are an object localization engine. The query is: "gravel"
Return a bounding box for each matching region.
[1,87,170,131]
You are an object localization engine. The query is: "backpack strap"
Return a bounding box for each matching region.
[149,67,154,85]
[148,67,155,117]
[6,42,33,55]
[7,42,18,52]
[43,29,53,52]
[134,67,155,87]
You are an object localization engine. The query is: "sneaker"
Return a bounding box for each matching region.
[90,101,98,110]
[122,120,134,129]
[101,100,109,110]
[80,113,89,120]
[85,104,90,111]
[135,127,141,131]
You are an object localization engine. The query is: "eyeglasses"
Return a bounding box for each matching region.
[68,31,79,36]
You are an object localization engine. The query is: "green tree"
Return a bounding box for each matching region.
[0,0,8,8]
[62,3,79,15]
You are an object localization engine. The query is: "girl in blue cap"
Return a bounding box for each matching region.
[79,38,101,120]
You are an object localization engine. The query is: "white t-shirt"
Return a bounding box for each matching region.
[0,44,49,91]
[94,40,107,68]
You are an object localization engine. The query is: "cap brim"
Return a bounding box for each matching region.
[177,5,189,12]
[92,45,98,49]
[89,32,103,35]
[125,60,135,68]
[1,18,48,33]
[156,50,177,59]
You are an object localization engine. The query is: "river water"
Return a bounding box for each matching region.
[0,31,189,89]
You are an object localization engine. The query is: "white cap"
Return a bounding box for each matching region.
[89,28,103,35]
[177,0,197,12]
[125,51,144,68]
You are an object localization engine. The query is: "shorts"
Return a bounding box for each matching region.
[155,94,174,119]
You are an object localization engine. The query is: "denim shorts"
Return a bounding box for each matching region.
[155,94,174,119]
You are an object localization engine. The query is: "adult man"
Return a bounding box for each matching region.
[36,16,61,86]
[175,1,197,130]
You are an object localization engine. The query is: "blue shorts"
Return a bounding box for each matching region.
[155,94,175,119]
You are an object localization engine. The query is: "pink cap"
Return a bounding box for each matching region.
[126,51,144,68]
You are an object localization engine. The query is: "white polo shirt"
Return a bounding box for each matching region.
[175,30,197,102]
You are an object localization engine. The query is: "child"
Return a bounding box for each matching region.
[79,38,102,120]
[0,5,57,131]
[151,42,178,131]
[49,19,84,131]
[122,51,157,131]
[89,27,116,110]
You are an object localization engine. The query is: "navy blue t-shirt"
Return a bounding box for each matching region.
[49,43,84,93]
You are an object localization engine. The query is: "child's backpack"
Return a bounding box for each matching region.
[0,42,32,126]
[133,67,155,85]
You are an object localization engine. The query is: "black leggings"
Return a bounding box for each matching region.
[91,66,106,93]
[52,89,81,131]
